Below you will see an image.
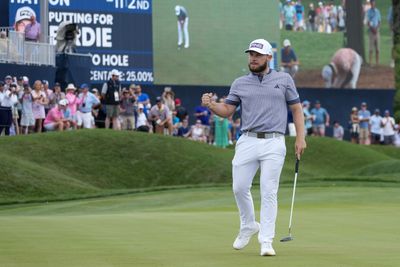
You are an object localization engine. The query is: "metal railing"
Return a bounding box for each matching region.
[0,29,55,66]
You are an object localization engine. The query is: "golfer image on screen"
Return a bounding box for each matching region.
[175,5,189,49]
[201,39,306,256]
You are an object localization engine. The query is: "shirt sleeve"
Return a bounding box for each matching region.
[285,75,300,105]
[101,83,107,95]
[225,79,240,106]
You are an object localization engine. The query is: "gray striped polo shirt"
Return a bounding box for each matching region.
[225,70,300,134]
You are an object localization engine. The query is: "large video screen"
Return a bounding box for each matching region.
[7,0,395,89]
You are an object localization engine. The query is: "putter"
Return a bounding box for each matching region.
[280,158,300,242]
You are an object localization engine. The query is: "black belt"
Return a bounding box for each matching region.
[243,131,283,139]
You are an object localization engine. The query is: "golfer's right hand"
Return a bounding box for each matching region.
[201,93,213,107]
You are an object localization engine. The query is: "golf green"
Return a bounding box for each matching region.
[1,186,399,267]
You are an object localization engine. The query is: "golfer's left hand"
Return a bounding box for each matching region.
[295,138,307,160]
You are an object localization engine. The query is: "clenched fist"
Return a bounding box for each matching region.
[201,93,214,107]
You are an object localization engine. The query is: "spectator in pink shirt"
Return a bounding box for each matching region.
[44,99,70,131]
[65,83,82,129]
[322,48,362,89]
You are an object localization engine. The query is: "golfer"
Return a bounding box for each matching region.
[202,39,306,256]
[175,5,189,49]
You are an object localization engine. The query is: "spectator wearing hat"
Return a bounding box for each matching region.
[350,107,360,144]
[77,84,100,129]
[31,80,48,133]
[43,99,70,131]
[302,100,313,136]
[65,83,81,130]
[119,88,136,130]
[280,39,299,78]
[369,108,383,144]
[162,86,175,117]
[0,81,18,136]
[136,103,150,132]
[311,100,330,136]
[358,102,371,145]
[48,83,65,109]
[381,110,396,145]
[149,96,172,135]
[101,69,121,130]
[19,84,35,134]
[4,75,13,90]
[174,98,188,122]
[15,77,24,130]
[322,48,362,89]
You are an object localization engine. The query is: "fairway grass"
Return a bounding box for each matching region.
[1,187,399,267]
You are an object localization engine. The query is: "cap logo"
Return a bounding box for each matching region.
[250,43,263,49]
[19,10,33,18]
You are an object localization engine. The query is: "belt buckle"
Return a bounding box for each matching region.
[257,132,264,139]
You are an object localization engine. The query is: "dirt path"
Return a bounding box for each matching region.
[295,65,395,89]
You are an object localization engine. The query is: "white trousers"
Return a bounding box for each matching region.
[232,135,286,243]
[77,111,94,129]
[349,53,362,89]
[177,17,189,48]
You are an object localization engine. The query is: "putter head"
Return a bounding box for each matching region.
[280,236,294,242]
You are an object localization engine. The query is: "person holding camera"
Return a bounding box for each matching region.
[76,84,100,129]
[0,81,19,136]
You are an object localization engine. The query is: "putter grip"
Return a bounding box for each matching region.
[295,159,300,173]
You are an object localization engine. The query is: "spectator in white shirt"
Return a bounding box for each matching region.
[381,110,396,145]
[0,82,19,135]
[369,108,383,144]
[136,103,150,132]
[333,121,344,140]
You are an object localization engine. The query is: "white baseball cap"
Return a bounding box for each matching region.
[66,83,76,91]
[138,103,144,109]
[283,39,291,47]
[110,69,120,77]
[15,6,36,22]
[245,39,273,55]
[58,99,68,106]
[175,6,180,15]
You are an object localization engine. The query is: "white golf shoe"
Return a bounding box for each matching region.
[260,242,276,256]
[232,222,260,250]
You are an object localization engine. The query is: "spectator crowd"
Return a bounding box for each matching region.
[301,99,400,147]
[0,71,399,148]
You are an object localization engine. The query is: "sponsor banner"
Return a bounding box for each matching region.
[9,0,153,84]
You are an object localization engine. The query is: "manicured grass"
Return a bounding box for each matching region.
[0,130,399,204]
[0,186,399,267]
